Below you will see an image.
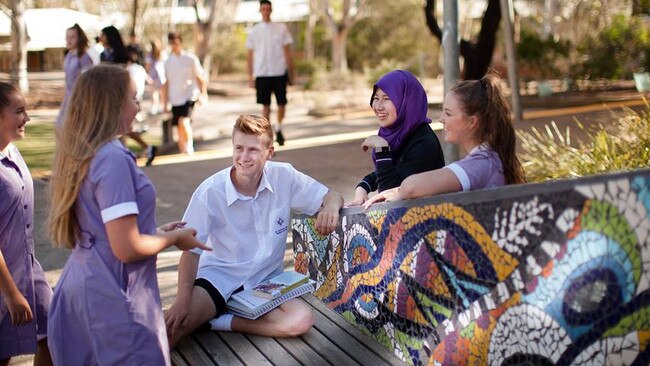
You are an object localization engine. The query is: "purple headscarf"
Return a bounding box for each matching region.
[371,70,431,159]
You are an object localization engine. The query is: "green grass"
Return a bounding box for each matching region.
[14,122,161,176]
[14,121,55,175]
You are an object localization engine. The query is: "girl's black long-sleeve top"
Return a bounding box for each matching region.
[357,124,445,193]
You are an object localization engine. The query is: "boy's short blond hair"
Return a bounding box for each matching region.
[232,114,273,146]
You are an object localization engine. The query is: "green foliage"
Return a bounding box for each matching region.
[212,24,249,74]
[516,26,570,80]
[365,59,410,86]
[295,19,332,63]
[577,14,650,79]
[518,103,650,182]
[296,57,330,90]
[294,57,318,77]
[346,0,439,76]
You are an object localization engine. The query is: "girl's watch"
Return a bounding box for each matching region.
[374,146,390,154]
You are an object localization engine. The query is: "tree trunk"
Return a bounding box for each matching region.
[193,0,235,77]
[9,0,28,92]
[322,0,366,74]
[305,0,318,59]
[331,29,349,72]
[131,0,139,37]
[424,0,501,80]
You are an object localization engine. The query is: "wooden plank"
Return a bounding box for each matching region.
[218,332,274,366]
[245,334,301,366]
[193,331,244,365]
[308,302,392,365]
[299,326,361,366]
[175,336,217,365]
[170,350,190,366]
[303,295,407,366]
[275,333,331,365]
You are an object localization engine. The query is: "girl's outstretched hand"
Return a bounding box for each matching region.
[158,221,187,233]
[362,187,401,210]
[171,228,212,252]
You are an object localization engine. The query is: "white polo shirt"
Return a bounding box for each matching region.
[246,21,293,77]
[183,161,328,299]
[164,51,204,106]
[127,63,148,102]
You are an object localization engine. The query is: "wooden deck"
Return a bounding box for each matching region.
[171,295,407,366]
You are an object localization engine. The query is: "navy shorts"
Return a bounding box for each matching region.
[171,100,196,126]
[194,278,243,318]
[256,74,288,106]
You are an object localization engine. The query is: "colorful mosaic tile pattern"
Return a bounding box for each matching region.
[292,172,650,365]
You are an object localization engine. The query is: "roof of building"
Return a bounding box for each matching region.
[0,8,108,51]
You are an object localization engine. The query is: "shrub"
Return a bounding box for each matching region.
[518,102,650,182]
[576,14,650,79]
[517,27,570,80]
[365,59,407,86]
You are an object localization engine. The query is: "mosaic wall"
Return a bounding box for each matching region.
[292,170,650,366]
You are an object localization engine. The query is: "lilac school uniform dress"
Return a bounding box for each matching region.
[445,144,505,191]
[56,51,93,128]
[0,144,52,359]
[47,140,169,365]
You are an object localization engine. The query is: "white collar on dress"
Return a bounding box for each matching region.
[469,142,491,154]
[0,143,15,160]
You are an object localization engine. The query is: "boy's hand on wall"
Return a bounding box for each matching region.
[315,206,339,236]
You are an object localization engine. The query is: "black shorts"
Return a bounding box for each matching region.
[194,278,243,318]
[256,74,288,106]
[171,100,196,126]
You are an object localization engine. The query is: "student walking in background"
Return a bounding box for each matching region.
[349,70,445,206]
[56,23,95,128]
[47,65,209,365]
[123,49,157,166]
[99,25,129,64]
[89,36,103,65]
[145,40,166,116]
[162,32,206,155]
[126,33,145,67]
[63,24,94,98]
[363,71,526,208]
[0,82,53,366]
[246,0,295,146]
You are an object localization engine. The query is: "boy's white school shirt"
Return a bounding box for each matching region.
[183,161,328,299]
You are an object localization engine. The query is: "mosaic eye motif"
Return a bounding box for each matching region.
[562,268,621,326]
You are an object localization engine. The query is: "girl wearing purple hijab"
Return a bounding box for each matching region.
[47,65,210,365]
[363,71,526,208]
[350,70,445,205]
[0,82,53,365]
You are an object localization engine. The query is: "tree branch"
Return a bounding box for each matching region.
[424,0,442,42]
[192,0,204,25]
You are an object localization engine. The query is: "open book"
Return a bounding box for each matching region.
[251,271,311,300]
[225,272,315,320]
